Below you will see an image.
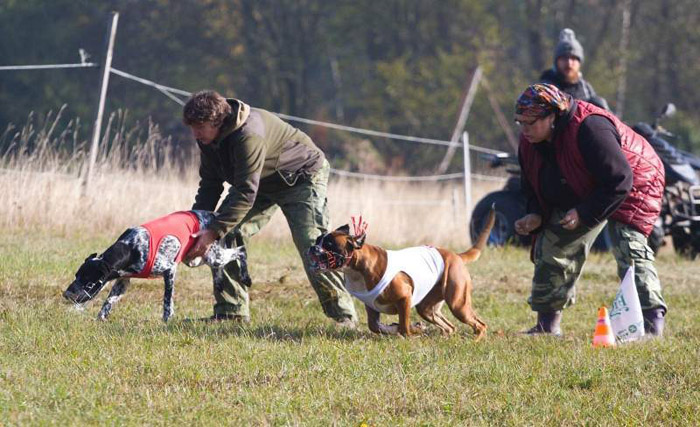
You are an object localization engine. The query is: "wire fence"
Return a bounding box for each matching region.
[107,67,508,186]
[1,58,510,217]
[110,69,504,154]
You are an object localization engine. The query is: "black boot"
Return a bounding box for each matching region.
[643,308,666,337]
[526,311,563,336]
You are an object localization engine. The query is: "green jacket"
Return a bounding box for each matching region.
[192,99,324,237]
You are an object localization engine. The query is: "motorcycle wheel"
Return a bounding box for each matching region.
[671,227,697,259]
[469,191,529,247]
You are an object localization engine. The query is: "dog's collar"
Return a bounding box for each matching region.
[92,257,122,282]
[341,249,355,268]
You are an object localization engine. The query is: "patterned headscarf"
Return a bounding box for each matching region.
[515,83,570,117]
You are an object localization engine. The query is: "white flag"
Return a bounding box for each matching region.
[609,266,645,343]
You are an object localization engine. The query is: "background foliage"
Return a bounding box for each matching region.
[2,0,700,173]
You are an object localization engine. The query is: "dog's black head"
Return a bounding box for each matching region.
[308,224,366,271]
[63,253,117,304]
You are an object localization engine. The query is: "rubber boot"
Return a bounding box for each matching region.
[526,311,563,336]
[643,308,665,337]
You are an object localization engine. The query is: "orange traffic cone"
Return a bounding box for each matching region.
[592,306,616,348]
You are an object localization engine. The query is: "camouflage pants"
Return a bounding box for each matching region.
[529,209,667,312]
[212,160,358,322]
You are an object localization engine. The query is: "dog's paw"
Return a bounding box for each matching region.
[377,323,400,335]
[411,321,427,333]
[69,304,86,313]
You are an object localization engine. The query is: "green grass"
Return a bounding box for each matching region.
[1,231,700,425]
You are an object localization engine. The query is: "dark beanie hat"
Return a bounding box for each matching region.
[554,28,584,63]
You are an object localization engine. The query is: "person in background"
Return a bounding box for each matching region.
[513,83,667,337]
[182,90,357,327]
[540,28,610,110]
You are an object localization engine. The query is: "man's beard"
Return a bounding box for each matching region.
[562,69,580,84]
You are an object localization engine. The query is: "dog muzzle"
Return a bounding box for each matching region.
[63,278,107,304]
[308,245,347,271]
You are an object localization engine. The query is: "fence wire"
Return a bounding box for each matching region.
[3,62,509,185]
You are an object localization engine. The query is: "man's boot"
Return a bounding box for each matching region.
[643,308,666,337]
[526,311,563,336]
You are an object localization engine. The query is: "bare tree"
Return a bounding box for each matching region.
[615,0,632,119]
[525,0,546,72]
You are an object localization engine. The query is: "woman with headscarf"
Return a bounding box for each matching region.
[514,83,667,337]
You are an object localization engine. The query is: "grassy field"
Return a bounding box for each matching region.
[2,125,699,424]
[2,229,700,425]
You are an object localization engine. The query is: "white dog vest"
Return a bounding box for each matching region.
[346,246,445,313]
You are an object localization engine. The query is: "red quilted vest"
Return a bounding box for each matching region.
[132,211,200,278]
[519,101,665,236]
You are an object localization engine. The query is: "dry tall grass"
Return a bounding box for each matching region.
[1,111,504,248]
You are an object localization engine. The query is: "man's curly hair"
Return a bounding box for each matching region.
[182,90,232,127]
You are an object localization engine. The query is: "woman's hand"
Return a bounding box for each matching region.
[515,214,542,235]
[559,209,580,230]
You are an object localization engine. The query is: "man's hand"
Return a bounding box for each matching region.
[559,208,580,230]
[514,213,542,236]
[185,229,219,263]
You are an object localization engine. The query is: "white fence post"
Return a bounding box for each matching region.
[82,12,119,195]
[462,131,472,240]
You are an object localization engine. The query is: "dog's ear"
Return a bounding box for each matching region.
[84,253,98,262]
[102,242,133,268]
[348,232,366,249]
[335,224,350,235]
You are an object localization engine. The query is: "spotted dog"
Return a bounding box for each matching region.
[63,210,249,321]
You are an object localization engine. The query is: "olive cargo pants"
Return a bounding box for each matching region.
[529,209,666,313]
[212,161,358,322]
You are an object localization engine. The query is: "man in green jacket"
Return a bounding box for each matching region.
[183,90,357,327]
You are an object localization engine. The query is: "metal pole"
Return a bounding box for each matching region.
[462,131,472,240]
[82,12,119,195]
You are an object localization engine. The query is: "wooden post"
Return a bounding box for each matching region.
[436,65,482,174]
[481,76,519,152]
[82,12,119,195]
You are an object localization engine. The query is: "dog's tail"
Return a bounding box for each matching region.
[459,204,496,263]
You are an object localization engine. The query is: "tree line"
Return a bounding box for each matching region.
[1,0,699,173]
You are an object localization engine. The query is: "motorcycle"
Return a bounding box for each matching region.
[633,104,700,258]
[470,103,700,257]
[468,152,612,251]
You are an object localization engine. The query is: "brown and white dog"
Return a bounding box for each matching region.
[308,209,495,339]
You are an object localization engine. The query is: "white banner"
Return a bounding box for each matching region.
[609,266,645,342]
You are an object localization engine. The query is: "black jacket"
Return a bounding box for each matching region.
[193,99,324,236]
[539,69,609,110]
